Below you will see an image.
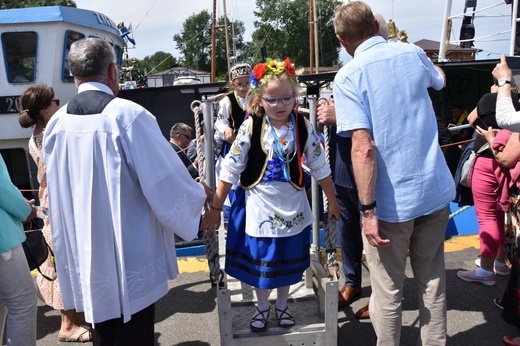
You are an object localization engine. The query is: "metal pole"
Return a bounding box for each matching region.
[308,96,320,252]
[511,0,518,56]
[439,0,453,61]
[202,99,216,191]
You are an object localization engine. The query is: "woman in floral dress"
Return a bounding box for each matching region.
[19,85,92,342]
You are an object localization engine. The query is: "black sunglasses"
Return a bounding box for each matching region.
[51,99,60,106]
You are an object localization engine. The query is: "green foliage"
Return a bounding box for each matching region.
[173,10,212,73]
[3,0,76,8]
[250,0,341,68]
[172,10,247,80]
[141,51,178,74]
[121,52,178,86]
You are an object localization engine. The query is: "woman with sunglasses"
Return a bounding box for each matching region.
[19,85,92,343]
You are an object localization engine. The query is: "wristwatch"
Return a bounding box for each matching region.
[358,200,377,212]
[498,80,511,87]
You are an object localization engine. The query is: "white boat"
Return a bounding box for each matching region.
[0,6,124,191]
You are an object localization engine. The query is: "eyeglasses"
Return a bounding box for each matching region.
[234,83,250,89]
[51,99,60,106]
[261,95,295,107]
[178,133,191,140]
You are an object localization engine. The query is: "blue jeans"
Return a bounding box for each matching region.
[335,185,363,287]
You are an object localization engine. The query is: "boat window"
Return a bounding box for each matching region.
[62,31,86,82]
[113,45,123,65]
[2,32,37,84]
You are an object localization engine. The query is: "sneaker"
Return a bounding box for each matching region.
[457,269,496,286]
[474,258,509,276]
[494,297,505,310]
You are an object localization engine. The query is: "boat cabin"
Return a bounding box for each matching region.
[0,6,124,193]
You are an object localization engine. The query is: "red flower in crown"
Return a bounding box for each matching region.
[284,58,296,77]
[252,63,268,81]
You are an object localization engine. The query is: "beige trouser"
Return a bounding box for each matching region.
[365,205,450,346]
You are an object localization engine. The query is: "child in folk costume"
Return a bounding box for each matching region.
[214,62,252,156]
[214,63,252,208]
[201,58,340,332]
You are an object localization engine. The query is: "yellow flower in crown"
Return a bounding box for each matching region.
[250,57,298,93]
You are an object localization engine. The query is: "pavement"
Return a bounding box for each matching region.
[26,235,519,345]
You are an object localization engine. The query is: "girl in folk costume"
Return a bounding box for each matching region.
[201,58,340,332]
[18,85,92,342]
[214,62,252,156]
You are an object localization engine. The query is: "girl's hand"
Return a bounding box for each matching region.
[200,208,222,235]
[224,127,235,143]
[327,200,340,223]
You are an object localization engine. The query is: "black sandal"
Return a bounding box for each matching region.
[275,306,295,327]
[250,306,270,332]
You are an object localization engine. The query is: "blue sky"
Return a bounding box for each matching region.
[74,0,513,63]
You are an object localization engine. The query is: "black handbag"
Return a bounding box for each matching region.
[22,230,56,281]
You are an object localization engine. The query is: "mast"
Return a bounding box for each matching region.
[438,0,452,61]
[211,0,217,82]
[309,0,314,74]
[313,0,319,73]
[222,0,231,76]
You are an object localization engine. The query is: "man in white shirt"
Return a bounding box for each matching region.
[44,38,208,345]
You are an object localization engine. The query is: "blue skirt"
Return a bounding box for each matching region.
[225,187,311,289]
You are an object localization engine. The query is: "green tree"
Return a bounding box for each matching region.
[173,10,212,73]
[249,0,341,68]
[173,10,246,80]
[141,51,178,74]
[3,0,76,8]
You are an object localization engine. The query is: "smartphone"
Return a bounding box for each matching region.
[472,117,487,129]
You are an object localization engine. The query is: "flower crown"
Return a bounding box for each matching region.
[250,58,298,93]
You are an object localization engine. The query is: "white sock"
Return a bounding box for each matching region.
[275,286,290,311]
[251,288,270,329]
[475,268,493,277]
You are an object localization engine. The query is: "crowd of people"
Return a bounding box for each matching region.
[4,1,520,345]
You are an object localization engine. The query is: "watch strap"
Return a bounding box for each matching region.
[359,200,377,211]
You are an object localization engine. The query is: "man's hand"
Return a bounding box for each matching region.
[317,98,337,126]
[362,211,390,248]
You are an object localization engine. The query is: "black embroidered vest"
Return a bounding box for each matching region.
[240,113,308,190]
[227,92,247,132]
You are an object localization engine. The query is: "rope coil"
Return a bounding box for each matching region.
[192,102,224,288]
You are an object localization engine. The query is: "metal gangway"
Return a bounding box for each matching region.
[194,96,338,345]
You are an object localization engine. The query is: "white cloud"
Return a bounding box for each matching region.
[74,0,512,62]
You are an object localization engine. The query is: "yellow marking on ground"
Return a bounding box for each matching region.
[445,234,480,252]
[178,256,209,273]
[31,235,480,276]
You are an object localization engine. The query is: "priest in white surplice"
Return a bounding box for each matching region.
[43,38,208,345]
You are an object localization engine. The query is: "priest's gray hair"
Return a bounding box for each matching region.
[68,38,116,80]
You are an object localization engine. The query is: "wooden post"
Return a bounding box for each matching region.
[211,0,217,82]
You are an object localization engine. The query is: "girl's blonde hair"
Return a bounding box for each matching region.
[247,58,300,117]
